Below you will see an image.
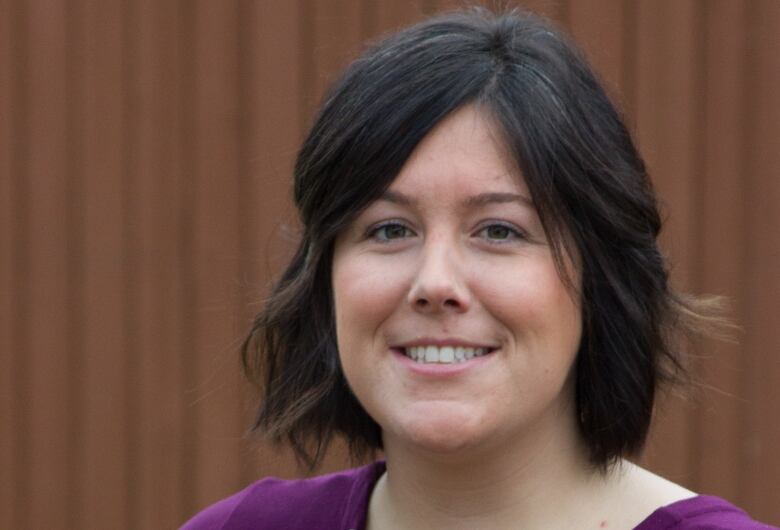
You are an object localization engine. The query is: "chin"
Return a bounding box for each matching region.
[393,414,488,455]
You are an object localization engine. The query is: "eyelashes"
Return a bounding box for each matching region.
[367,222,415,242]
[365,220,529,245]
[475,222,527,243]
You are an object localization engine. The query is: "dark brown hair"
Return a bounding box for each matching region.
[242,7,721,471]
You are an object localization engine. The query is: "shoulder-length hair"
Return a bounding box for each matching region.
[242,7,720,471]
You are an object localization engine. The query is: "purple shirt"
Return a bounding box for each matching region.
[180,461,777,529]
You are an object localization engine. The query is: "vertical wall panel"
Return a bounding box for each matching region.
[238,0,304,329]
[190,0,245,511]
[0,1,14,527]
[567,0,628,102]
[742,0,780,522]
[632,0,699,486]
[128,1,187,528]
[64,4,85,528]
[427,0,457,14]
[176,0,199,519]
[25,3,71,529]
[373,0,426,36]
[80,1,128,528]
[304,0,365,115]
[122,3,141,527]
[691,0,748,503]
[7,2,31,529]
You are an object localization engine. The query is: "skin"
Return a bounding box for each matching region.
[331,105,694,529]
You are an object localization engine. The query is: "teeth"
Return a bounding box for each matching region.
[404,345,491,364]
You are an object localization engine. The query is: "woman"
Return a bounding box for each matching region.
[182,8,776,530]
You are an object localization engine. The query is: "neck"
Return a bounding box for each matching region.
[369,404,613,530]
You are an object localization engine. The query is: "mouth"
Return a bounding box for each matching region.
[393,345,498,365]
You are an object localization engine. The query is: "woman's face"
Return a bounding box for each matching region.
[332,105,582,456]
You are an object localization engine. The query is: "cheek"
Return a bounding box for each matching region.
[331,250,412,415]
[332,251,410,350]
[471,258,581,349]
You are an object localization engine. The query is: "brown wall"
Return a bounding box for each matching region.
[1,1,778,528]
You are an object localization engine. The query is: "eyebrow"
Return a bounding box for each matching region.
[379,190,534,208]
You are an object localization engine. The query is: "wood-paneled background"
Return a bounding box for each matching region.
[1,1,778,528]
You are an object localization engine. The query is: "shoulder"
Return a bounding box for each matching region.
[637,495,779,530]
[611,463,777,530]
[179,461,385,530]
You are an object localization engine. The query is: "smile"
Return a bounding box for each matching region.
[403,345,493,364]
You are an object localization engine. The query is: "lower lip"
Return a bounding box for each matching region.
[391,348,495,377]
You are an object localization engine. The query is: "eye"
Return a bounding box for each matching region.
[476,222,526,243]
[367,221,415,243]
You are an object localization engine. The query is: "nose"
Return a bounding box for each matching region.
[407,240,470,314]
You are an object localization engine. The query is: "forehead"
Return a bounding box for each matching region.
[388,105,529,200]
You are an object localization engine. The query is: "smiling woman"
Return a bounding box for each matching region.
[332,105,583,464]
[181,7,775,530]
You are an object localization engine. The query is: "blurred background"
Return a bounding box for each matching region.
[1,1,779,528]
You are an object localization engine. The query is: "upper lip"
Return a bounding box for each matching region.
[392,338,499,349]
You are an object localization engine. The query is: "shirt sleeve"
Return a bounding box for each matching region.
[641,495,779,530]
